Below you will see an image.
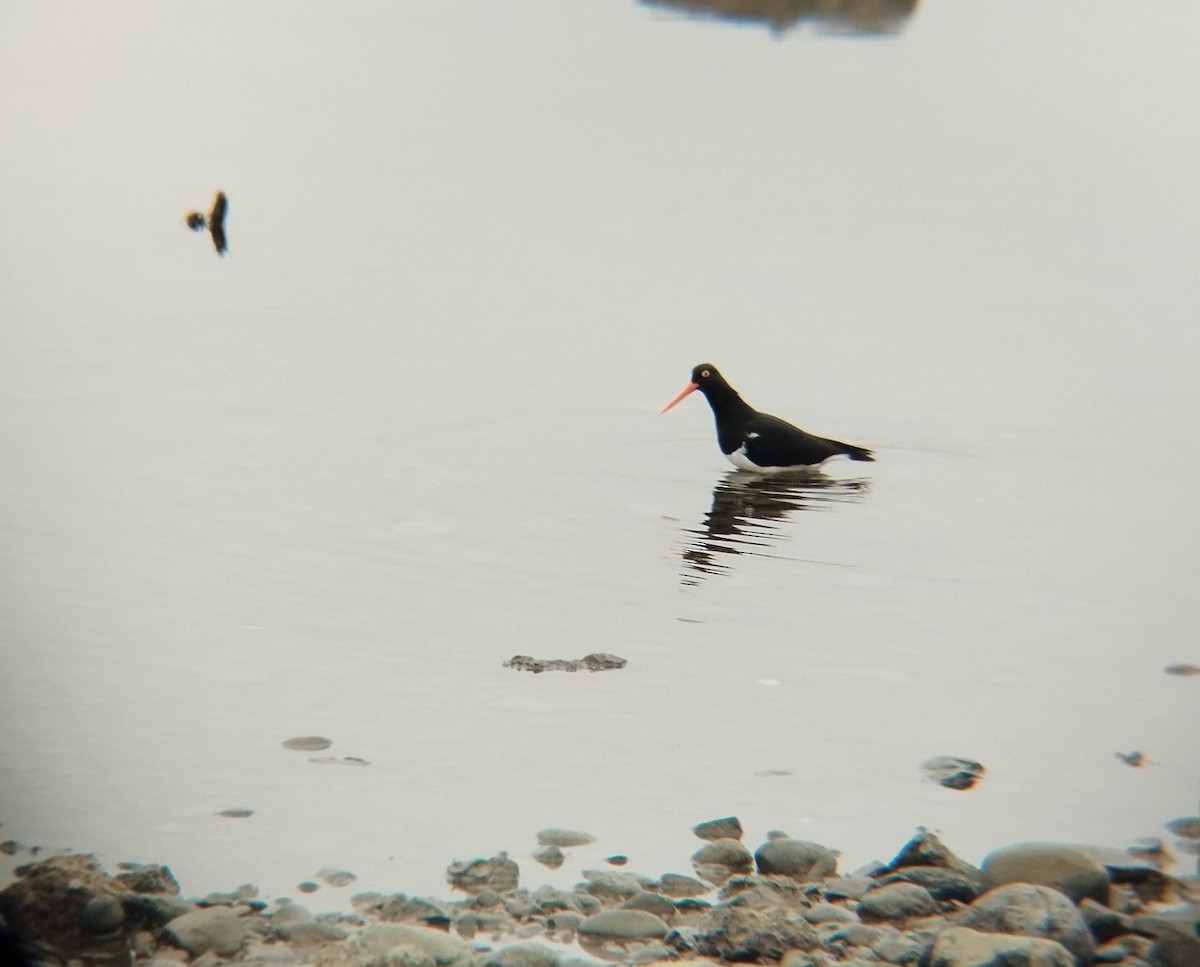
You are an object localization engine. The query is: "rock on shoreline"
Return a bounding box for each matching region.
[1,827,1197,967]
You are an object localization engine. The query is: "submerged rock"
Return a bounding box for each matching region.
[503,654,627,673]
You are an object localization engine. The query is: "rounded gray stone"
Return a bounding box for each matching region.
[858,882,937,921]
[693,817,744,842]
[621,891,676,920]
[164,906,249,957]
[578,909,669,940]
[754,839,838,881]
[959,883,1094,965]
[981,843,1110,905]
[659,872,708,898]
[692,838,754,875]
[929,926,1073,967]
[536,828,596,848]
[801,902,857,924]
[483,942,563,967]
[80,894,124,934]
[348,924,475,967]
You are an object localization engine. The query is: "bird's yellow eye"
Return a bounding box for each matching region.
[700,369,710,378]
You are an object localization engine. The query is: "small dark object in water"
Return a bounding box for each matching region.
[283,736,332,751]
[1163,663,1200,676]
[1114,750,1145,767]
[920,755,985,790]
[217,807,253,818]
[184,190,228,255]
[503,653,627,673]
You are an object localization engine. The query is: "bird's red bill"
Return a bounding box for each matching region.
[659,381,699,414]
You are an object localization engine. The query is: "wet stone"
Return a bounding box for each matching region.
[282,736,332,751]
[877,866,982,903]
[579,870,647,901]
[692,839,754,877]
[536,828,597,848]
[446,853,519,894]
[927,926,1073,967]
[981,843,1110,905]
[801,902,857,924]
[858,882,937,921]
[578,909,669,940]
[482,941,563,967]
[754,838,838,881]
[694,904,819,962]
[533,846,565,869]
[80,894,125,934]
[622,892,676,920]
[693,817,744,842]
[921,756,986,791]
[163,906,249,957]
[659,873,708,898]
[958,883,1094,965]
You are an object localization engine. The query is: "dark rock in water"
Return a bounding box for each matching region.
[876,865,981,903]
[578,908,669,940]
[536,827,596,847]
[297,880,320,893]
[120,890,194,927]
[447,853,519,894]
[316,867,357,888]
[503,654,627,673]
[754,838,838,880]
[1163,817,1200,840]
[216,807,253,818]
[981,843,1110,905]
[692,839,754,879]
[857,882,937,921]
[533,845,565,869]
[659,872,709,898]
[928,925,1074,967]
[920,756,986,790]
[606,855,628,866]
[163,906,248,957]
[1163,663,1200,676]
[484,941,564,967]
[693,904,819,962]
[283,736,333,751]
[957,883,1094,965]
[693,817,744,842]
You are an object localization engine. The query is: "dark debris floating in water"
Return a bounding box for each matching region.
[920,755,986,790]
[502,653,626,673]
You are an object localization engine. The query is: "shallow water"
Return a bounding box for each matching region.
[1,0,1198,904]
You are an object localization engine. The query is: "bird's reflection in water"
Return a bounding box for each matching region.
[681,470,869,585]
[641,0,918,35]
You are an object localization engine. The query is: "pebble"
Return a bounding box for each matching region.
[577,909,669,940]
[927,925,1073,967]
[753,838,838,880]
[958,883,1094,965]
[981,842,1110,904]
[692,817,744,842]
[536,828,596,848]
[163,907,249,957]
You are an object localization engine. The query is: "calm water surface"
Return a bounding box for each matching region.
[1,1,1198,902]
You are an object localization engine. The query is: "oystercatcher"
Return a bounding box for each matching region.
[660,363,875,471]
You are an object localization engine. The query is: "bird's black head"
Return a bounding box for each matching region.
[690,364,725,389]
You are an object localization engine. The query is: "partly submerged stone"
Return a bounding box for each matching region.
[578,908,669,940]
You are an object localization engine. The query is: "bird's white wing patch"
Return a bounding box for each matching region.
[746,431,760,439]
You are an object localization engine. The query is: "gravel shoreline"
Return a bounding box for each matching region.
[1,823,1198,967]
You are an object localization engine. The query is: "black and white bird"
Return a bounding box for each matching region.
[660,363,874,471]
